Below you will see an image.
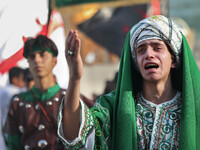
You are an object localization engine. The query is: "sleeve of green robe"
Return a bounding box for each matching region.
[57,91,115,150]
[91,92,114,150]
[58,99,95,150]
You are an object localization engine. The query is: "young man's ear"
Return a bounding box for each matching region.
[171,62,176,69]
[53,57,57,67]
[171,55,177,69]
[171,60,177,69]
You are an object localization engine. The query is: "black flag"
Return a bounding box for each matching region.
[78,4,147,57]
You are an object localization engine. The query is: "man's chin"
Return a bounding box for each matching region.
[35,74,44,78]
[143,76,160,83]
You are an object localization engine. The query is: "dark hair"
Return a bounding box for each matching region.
[23,35,58,58]
[165,42,183,91]
[23,37,35,58]
[9,67,24,84]
[33,35,58,56]
[165,42,177,65]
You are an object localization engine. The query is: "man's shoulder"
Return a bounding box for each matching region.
[18,90,31,97]
[11,90,31,103]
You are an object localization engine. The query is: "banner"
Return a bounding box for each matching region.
[0,0,69,89]
[77,4,148,57]
[56,0,113,7]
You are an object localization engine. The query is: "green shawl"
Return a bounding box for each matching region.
[60,31,200,150]
[59,16,200,150]
[108,32,200,149]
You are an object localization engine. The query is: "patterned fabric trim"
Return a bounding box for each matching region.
[150,105,163,149]
[92,103,110,150]
[57,97,94,150]
[136,92,182,150]
[140,92,181,108]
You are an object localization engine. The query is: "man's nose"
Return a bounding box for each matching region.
[34,54,42,63]
[145,47,154,59]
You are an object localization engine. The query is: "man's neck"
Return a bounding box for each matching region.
[34,75,56,92]
[142,78,177,104]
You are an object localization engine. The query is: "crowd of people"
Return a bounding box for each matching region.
[0,15,199,150]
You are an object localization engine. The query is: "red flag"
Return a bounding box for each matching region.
[151,0,161,15]
[0,1,68,88]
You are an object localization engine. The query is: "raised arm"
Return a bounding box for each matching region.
[63,29,83,140]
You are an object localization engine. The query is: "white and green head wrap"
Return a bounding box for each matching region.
[130,15,183,67]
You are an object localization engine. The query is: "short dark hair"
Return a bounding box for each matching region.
[23,35,58,58]
[23,37,35,58]
[165,42,177,65]
[9,67,24,84]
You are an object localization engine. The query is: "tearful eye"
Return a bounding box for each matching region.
[145,64,159,70]
[154,47,161,51]
[137,49,145,54]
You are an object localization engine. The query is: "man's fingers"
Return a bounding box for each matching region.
[66,30,76,50]
[75,38,81,55]
[70,33,77,51]
[65,29,81,59]
[67,29,73,38]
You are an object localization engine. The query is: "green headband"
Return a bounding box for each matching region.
[23,45,56,58]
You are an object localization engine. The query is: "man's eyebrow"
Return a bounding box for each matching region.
[151,42,163,46]
[136,43,147,49]
[136,42,164,49]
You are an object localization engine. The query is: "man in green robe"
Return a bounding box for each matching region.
[58,15,200,150]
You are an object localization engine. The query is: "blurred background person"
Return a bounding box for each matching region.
[92,72,118,100]
[0,66,26,150]
[0,67,26,127]
[103,72,118,95]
